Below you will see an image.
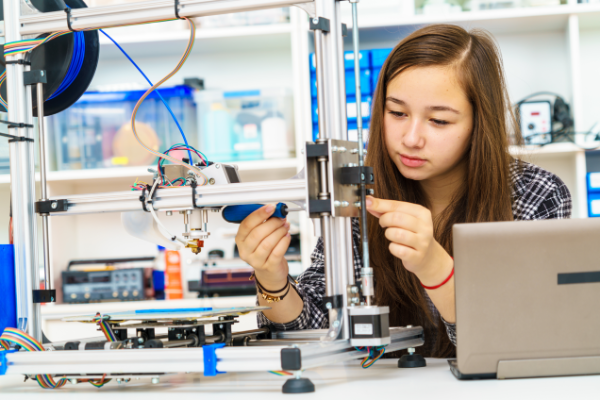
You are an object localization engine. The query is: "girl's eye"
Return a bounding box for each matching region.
[431,119,449,126]
[389,111,405,118]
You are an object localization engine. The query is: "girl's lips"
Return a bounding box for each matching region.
[400,154,427,168]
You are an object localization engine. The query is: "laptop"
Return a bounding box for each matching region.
[450,218,600,380]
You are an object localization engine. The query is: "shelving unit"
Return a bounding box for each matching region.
[1,1,597,305]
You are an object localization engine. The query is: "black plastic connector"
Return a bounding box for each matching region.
[322,294,344,311]
[281,347,302,371]
[35,199,68,214]
[32,289,56,303]
[23,70,48,86]
[340,165,374,185]
[309,17,331,32]
[308,199,331,214]
[306,143,328,158]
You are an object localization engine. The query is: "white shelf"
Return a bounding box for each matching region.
[347,3,600,37]
[98,23,292,58]
[509,142,587,157]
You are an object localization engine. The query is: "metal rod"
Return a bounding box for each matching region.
[314,29,328,142]
[202,208,208,232]
[17,0,315,36]
[36,82,51,292]
[321,215,334,296]
[350,0,372,306]
[46,179,306,216]
[4,0,41,341]
[231,327,270,338]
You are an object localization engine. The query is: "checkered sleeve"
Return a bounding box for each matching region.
[511,160,572,220]
[442,320,456,346]
[257,237,329,331]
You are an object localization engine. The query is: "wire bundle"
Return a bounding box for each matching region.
[94,313,117,342]
[0,327,68,389]
[157,143,208,185]
[129,17,209,186]
[0,327,112,388]
[355,346,386,369]
[269,370,294,376]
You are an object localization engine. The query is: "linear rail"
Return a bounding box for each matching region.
[17,0,314,36]
[3,327,424,376]
[45,179,306,216]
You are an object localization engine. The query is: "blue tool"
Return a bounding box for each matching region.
[222,203,290,224]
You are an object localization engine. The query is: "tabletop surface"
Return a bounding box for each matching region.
[0,358,597,399]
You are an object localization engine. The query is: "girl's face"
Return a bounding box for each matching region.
[384,66,473,183]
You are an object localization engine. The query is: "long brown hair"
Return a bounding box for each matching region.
[365,25,522,357]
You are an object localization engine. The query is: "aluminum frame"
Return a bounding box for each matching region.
[2,0,425,382]
[3,328,424,376]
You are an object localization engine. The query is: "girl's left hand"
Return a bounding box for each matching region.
[365,196,452,286]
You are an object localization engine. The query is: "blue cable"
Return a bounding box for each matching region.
[47,31,86,100]
[99,29,193,164]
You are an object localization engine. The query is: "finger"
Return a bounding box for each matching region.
[379,212,420,232]
[389,242,417,261]
[265,232,292,268]
[244,218,287,256]
[385,228,418,250]
[366,196,427,220]
[236,204,277,242]
[249,223,291,267]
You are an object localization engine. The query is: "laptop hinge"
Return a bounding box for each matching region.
[497,356,600,379]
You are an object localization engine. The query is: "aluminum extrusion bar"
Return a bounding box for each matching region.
[18,0,314,36]
[4,0,42,341]
[47,179,306,216]
[4,327,423,376]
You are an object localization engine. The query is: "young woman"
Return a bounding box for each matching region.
[235,24,572,358]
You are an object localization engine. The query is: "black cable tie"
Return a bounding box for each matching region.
[5,60,31,66]
[174,0,182,19]
[171,236,176,241]
[64,7,77,32]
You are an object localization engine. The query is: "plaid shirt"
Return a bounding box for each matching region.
[257,160,572,346]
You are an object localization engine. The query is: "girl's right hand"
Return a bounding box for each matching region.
[235,204,292,291]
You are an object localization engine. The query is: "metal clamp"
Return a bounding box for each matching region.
[309,17,330,32]
[63,6,77,32]
[174,0,182,19]
[340,165,374,185]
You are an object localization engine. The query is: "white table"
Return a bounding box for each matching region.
[0,358,596,399]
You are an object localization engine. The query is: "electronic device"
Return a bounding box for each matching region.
[62,257,155,303]
[518,101,552,145]
[452,218,600,379]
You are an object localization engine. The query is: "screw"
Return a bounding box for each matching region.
[117,378,123,384]
[351,148,358,154]
[186,210,192,215]
[331,146,338,152]
[333,320,340,328]
[152,377,160,384]
[51,202,57,209]
[312,17,319,24]
[351,286,359,293]
[138,338,144,344]
[69,379,78,385]
[367,189,374,195]
[166,211,173,216]
[407,325,413,328]
[326,302,332,310]
[361,173,365,181]
[176,334,182,339]
[215,164,220,169]
[300,148,305,154]
[407,347,415,355]
[219,324,224,329]
[333,201,341,207]
[341,201,349,207]
[209,178,215,185]
[339,147,347,153]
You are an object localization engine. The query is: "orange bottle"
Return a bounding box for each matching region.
[164,250,183,300]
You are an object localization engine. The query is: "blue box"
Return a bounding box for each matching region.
[310,73,317,98]
[0,245,16,336]
[311,99,319,124]
[372,67,383,92]
[311,50,371,71]
[371,48,392,68]
[587,173,600,193]
[344,50,371,70]
[346,95,372,122]
[589,193,600,217]
[346,69,372,96]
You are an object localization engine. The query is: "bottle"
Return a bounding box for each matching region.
[164,249,183,300]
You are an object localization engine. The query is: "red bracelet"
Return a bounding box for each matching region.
[420,266,454,290]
